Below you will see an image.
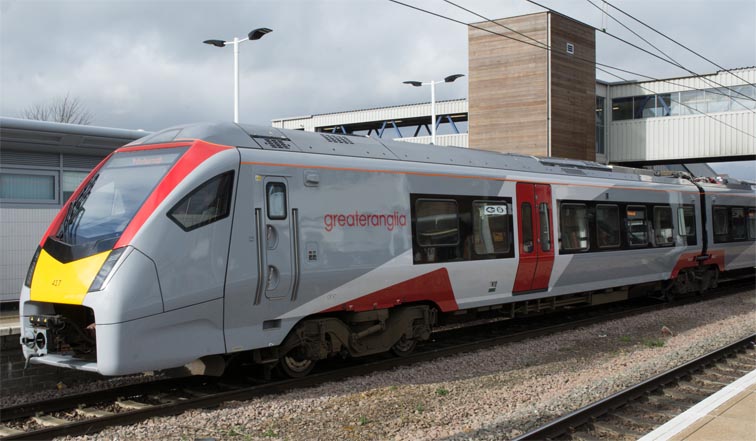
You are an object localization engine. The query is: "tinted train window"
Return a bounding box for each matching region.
[653,206,674,246]
[521,203,533,253]
[595,204,620,248]
[731,208,746,240]
[626,206,648,246]
[678,206,696,237]
[560,203,589,251]
[168,171,234,231]
[749,209,756,240]
[266,182,287,220]
[713,206,729,238]
[415,199,459,247]
[539,203,551,252]
[473,201,510,255]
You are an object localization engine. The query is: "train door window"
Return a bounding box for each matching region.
[266,182,287,220]
[731,207,746,240]
[415,199,459,247]
[713,206,729,242]
[560,203,589,251]
[521,203,533,253]
[678,206,696,237]
[473,201,510,255]
[747,209,756,239]
[168,171,234,231]
[596,204,620,248]
[653,206,674,246]
[538,203,551,252]
[626,206,648,247]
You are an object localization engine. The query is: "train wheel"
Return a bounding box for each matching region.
[391,336,417,357]
[278,350,315,378]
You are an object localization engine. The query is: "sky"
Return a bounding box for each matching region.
[1,0,754,178]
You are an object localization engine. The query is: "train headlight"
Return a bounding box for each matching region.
[88,247,127,292]
[24,246,41,288]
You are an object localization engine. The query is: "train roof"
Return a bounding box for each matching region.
[128,122,750,189]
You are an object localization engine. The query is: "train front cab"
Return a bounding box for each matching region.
[20,139,240,376]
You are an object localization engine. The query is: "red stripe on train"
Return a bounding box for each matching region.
[114,140,232,248]
[322,268,459,313]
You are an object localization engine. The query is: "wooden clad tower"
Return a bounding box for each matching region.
[468,12,596,161]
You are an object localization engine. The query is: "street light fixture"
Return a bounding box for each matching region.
[403,74,465,144]
[203,27,273,124]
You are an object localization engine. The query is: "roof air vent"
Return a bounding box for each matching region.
[321,134,354,145]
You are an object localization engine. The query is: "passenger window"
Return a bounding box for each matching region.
[473,201,511,255]
[713,206,729,241]
[731,207,746,240]
[521,203,533,253]
[678,206,696,237]
[266,182,287,220]
[653,206,674,246]
[168,171,234,231]
[626,206,648,246]
[539,203,551,252]
[560,203,589,251]
[748,209,756,240]
[415,199,459,247]
[596,204,620,248]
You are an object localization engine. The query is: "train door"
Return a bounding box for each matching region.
[513,183,554,293]
[260,177,294,300]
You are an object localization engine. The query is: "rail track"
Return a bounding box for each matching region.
[514,333,756,440]
[0,281,751,440]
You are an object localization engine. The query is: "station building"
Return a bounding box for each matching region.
[0,118,145,302]
[273,12,755,167]
[1,12,754,303]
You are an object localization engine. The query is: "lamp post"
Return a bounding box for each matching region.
[204,27,273,124]
[403,74,464,145]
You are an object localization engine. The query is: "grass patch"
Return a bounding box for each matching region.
[262,428,278,438]
[415,403,425,413]
[435,387,449,396]
[619,335,632,343]
[358,415,369,426]
[642,338,665,348]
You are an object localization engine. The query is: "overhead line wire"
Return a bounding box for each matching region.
[601,0,755,87]
[584,0,756,113]
[385,0,756,140]
[428,0,746,104]
[523,0,756,104]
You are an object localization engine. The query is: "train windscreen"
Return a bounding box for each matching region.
[51,147,186,258]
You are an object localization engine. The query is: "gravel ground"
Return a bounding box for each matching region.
[53,288,756,441]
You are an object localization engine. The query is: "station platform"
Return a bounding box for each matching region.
[0,309,20,336]
[640,368,756,441]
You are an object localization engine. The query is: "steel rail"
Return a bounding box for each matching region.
[2,280,751,439]
[512,333,756,440]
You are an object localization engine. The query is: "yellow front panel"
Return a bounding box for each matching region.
[30,249,111,305]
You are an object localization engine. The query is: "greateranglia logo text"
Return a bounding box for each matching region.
[324,211,407,232]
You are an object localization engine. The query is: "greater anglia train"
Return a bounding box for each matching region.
[19,122,756,377]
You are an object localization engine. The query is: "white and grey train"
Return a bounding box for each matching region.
[20,122,756,377]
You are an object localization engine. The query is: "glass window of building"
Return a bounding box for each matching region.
[0,171,57,202]
[679,90,706,115]
[62,171,90,202]
[634,95,658,118]
[667,92,683,116]
[731,84,756,111]
[612,97,633,121]
[595,96,605,154]
[707,87,731,113]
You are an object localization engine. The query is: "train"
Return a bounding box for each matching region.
[19,122,756,377]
